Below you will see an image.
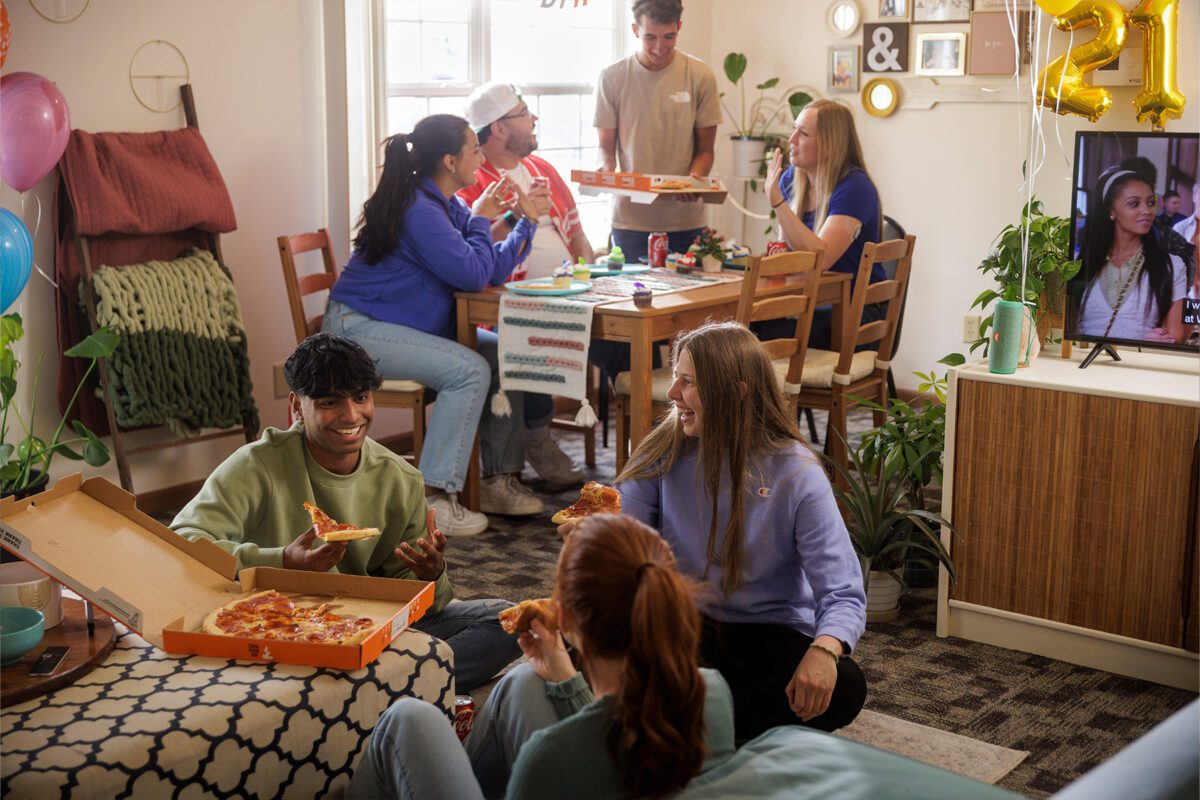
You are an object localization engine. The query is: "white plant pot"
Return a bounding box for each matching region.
[866,569,902,622]
[729,136,768,179]
[699,254,722,273]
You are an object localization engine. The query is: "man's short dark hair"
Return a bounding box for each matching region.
[284,333,383,399]
[477,124,493,145]
[632,0,683,25]
[1164,189,1180,200]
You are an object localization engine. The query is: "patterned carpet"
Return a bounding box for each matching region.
[445,408,1198,799]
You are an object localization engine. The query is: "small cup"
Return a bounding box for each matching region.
[0,562,63,629]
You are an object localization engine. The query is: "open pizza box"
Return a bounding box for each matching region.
[0,474,435,670]
[571,169,728,205]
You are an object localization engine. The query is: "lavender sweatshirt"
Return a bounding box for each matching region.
[617,441,866,651]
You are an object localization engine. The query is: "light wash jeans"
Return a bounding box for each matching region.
[324,302,527,490]
[347,664,562,800]
[411,598,522,694]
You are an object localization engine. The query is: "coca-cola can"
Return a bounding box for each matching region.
[453,695,476,742]
[647,232,669,268]
[765,240,789,256]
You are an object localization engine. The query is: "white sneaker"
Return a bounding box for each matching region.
[480,474,544,516]
[523,425,583,485]
[427,492,489,537]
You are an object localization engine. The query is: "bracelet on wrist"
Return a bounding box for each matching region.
[503,210,519,229]
[810,642,841,663]
[771,197,787,209]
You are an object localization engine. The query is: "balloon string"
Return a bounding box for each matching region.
[982,0,1022,94]
[22,192,57,290]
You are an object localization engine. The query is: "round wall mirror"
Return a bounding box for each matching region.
[862,77,899,118]
[826,1,862,38]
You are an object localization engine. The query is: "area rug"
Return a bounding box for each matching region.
[838,709,1028,784]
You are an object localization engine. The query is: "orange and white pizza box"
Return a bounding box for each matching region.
[570,170,727,205]
[0,474,435,670]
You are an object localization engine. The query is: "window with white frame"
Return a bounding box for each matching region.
[376,0,633,247]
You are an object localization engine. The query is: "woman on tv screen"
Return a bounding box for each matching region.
[1077,166,1188,344]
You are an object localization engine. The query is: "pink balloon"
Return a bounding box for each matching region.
[0,71,71,192]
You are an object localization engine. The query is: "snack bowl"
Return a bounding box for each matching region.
[0,606,45,666]
[0,561,63,628]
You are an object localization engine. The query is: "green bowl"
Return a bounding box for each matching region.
[0,606,45,666]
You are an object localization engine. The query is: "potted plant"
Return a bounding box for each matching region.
[688,228,730,272]
[942,198,1081,367]
[1,312,119,498]
[721,52,813,181]
[826,419,958,623]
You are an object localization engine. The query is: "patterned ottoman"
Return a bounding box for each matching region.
[1,624,454,798]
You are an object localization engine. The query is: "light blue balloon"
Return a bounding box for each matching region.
[0,208,34,314]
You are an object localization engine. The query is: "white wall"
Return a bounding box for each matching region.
[703,0,1200,389]
[0,0,346,492]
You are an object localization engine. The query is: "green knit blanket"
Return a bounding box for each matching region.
[89,248,260,437]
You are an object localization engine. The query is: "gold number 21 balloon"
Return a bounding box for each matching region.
[1035,0,1185,128]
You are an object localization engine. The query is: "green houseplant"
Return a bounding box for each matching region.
[1,312,119,497]
[943,198,1081,367]
[720,52,813,185]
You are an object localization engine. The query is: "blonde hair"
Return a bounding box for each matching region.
[617,321,807,595]
[789,99,871,233]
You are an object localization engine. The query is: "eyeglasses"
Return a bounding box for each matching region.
[496,106,532,122]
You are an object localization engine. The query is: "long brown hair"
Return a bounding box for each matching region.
[557,514,707,798]
[789,99,872,233]
[617,321,806,595]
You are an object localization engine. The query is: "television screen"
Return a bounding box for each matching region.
[1065,130,1200,353]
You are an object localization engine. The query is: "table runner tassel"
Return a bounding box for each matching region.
[574,397,598,428]
[491,389,512,417]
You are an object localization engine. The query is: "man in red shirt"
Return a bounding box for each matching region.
[459,82,594,485]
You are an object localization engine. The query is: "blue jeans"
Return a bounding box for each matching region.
[324,302,526,489]
[411,598,522,694]
[347,664,561,800]
[611,227,705,263]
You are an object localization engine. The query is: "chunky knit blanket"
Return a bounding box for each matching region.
[89,248,259,437]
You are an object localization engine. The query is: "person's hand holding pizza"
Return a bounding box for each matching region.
[520,617,575,683]
[394,508,447,581]
[556,518,579,541]
[282,526,350,572]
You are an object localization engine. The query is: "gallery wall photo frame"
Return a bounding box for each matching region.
[879,0,909,19]
[1092,27,1143,86]
[913,0,970,23]
[973,0,1012,9]
[829,45,861,93]
[969,11,1030,75]
[863,22,910,73]
[915,31,967,76]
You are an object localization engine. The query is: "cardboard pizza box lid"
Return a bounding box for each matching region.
[0,475,436,669]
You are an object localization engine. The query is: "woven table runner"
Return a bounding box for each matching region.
[495,295,597,424]
[569,267,742,304]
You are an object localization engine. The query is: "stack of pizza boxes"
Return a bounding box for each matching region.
[0,474,435,670]
[571,170,728,205]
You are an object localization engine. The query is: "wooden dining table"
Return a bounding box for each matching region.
[454,269,852,508]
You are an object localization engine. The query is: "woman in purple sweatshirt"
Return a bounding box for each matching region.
[325,114,544,537]
[615,321,867,742]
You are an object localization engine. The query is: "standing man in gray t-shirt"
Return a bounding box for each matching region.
[594,0,722,262]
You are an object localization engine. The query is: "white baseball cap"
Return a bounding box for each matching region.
[464,82,522,132]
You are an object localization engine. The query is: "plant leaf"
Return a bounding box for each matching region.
[723,52,747,84]
[755,77,780,90]
[939,353,966,367]
[83,437,110,466]
[787,91,812,118]
[65,328,120,359]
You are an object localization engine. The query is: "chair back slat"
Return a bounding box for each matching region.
[762,338,800,361]
[736,248,824,389]
[278,228,339,345]
[750,294,811,324]
[836,234,915,373]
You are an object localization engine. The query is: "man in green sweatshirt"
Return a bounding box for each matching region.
[171,333,520,691]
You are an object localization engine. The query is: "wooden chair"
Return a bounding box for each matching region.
[612,250,824,473]
[791,235,915,480]
[733,249,825,410]
[277,229,430,462]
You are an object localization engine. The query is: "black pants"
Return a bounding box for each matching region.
[699,615,867,742]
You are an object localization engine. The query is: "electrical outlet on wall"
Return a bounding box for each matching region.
[962,314,981,343]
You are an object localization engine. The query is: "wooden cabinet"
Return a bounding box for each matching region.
[938,352,1200,690]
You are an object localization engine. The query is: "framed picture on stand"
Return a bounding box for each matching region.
[915,32,967,76]
[829,45,861,92]
[914,0,970,22]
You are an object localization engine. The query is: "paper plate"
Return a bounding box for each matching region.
[505,278,592,296]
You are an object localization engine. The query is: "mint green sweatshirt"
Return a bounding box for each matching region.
[171,425,452,612]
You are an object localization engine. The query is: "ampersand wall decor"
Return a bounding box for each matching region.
[863,22,909,73]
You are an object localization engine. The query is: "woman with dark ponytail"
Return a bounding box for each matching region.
[325,114,550,537]
[1076,165,1187,343]
[348,514,735,799]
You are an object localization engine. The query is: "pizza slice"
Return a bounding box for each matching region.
[303,501,381,542]
[656,179,694,190]
[550,481,621,525]
[201,589,379,646]
[498,598,558,634]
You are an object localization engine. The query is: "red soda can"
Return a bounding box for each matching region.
[765,240,789,256]
[648,232,669,268]
[453,695,476,742]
